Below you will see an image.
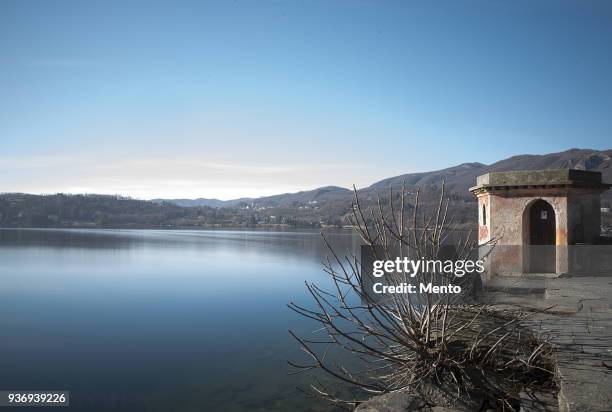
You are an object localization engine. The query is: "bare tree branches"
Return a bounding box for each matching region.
[288,182,555,410]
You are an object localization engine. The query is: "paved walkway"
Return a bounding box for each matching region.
[481,275,612,412]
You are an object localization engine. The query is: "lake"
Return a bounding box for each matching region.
[0,228,361,411]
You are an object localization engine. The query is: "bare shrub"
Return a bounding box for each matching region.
[288,182,555,410]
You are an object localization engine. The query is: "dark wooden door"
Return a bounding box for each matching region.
[528,200,556,272]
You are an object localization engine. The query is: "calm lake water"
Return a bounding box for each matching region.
[0,228,361,411]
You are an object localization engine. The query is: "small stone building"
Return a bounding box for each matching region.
[470,169,611,276]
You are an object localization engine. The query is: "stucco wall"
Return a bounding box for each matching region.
[567,192,601,244]
[477,188,570,247]
[476,188,572,275]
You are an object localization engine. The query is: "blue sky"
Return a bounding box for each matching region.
[1,0,611,199]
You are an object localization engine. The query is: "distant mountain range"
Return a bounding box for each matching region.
[150,197,253,208]
[150,186,352,208]
[155,148,612,208]
[2,148,611,229]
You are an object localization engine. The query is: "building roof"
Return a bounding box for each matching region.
[470,169,612,194]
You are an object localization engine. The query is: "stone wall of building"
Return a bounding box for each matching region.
[476,188,570,275]
[567,192,601,244]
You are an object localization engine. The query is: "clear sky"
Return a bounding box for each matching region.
[1,1,611,199]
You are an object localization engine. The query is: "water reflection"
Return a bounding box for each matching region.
[0,228,359,411]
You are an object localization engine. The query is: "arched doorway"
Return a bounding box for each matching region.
[526,199,556,273]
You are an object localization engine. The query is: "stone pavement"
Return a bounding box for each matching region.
[481,275,612,412]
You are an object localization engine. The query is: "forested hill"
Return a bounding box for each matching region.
[0,193,338,228]
[0,194,238,229]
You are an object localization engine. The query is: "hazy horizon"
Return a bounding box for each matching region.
[0,147,610,201]
[2,1,612,199]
